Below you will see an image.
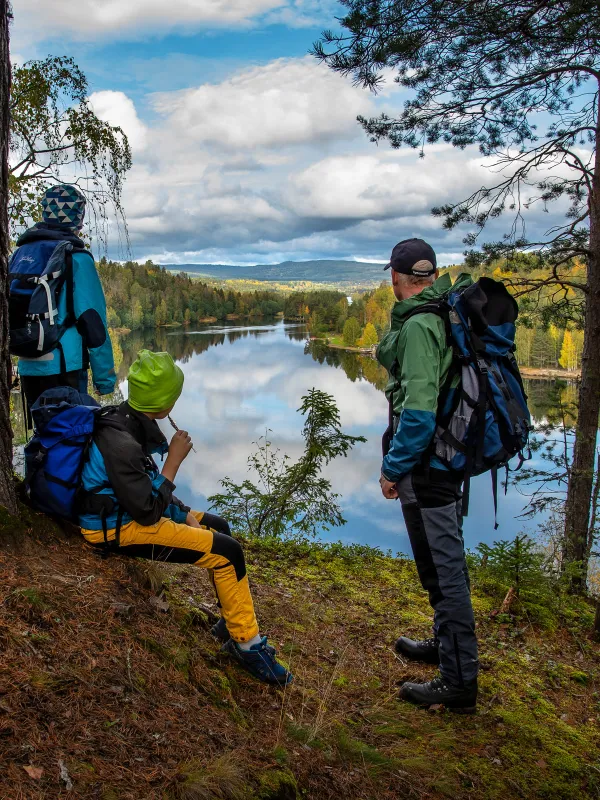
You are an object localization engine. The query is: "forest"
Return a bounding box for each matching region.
[100,258,586,372]
[98,259,284,329]
[285,266,585,371]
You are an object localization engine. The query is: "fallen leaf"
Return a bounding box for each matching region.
[535,759,547,769]
[23,765,43,780]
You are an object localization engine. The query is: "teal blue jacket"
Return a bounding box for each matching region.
[15,230,116,394]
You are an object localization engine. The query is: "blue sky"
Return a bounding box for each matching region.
[11,1,561,267]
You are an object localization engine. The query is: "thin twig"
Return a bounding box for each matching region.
[167,415,196,453]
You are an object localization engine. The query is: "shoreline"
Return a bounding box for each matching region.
[309,336,376,355]
[311,337,581,379]
[520,366,580,379]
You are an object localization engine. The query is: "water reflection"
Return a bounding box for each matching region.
[112,323,307,381]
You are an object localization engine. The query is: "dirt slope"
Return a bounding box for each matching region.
[0,506,598,800]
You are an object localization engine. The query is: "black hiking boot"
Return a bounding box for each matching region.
[210,616,230,643]
[395,636,440,665]
[399,675,477,713]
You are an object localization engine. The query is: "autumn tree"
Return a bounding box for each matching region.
[315,0,600,590]
[549,324,563,365]
[359,322,379,348]
[343,316,361,347]
[9,56,131,244]
[560,330,578,371]
[0,0,16,513]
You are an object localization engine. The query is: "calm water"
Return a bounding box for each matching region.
[106,320,567,555]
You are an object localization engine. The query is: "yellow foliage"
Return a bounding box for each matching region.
[358,323,378,348]
[559,329,579,371]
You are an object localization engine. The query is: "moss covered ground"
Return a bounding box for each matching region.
[0,505,598,799]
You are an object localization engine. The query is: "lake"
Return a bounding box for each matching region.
[106,320,569,555]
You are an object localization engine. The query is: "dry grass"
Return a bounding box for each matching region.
[174,754,248,800]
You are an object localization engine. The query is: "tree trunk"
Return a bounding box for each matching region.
[0,0,17,515]
[563,103,600,592]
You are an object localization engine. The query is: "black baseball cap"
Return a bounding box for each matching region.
[384,238,437,275]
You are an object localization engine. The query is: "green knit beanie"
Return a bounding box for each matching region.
[127,350,184,413]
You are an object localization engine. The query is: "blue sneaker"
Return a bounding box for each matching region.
[222,636,293,686]
[210,616,230,643]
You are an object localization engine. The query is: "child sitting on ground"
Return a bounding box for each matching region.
[78,349,292,686]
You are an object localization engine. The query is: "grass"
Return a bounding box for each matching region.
[0,508,598,799]
[172,754,248,800]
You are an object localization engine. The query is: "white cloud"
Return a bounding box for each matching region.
[289,149,488,219]
[10,49,557,266]
[13,0,283,42]
[151,58,372,150]
[105,57,499,265]
[89,91,148,152]
[103,56,532,266]
[12,0,340,45]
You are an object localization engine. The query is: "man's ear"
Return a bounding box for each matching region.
[391,269,399,286]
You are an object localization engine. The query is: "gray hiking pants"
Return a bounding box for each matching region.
[397,468,478,686]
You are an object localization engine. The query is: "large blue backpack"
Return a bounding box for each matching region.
[8,239,90,370]
[24,387,103,520]
[403,277,532,524]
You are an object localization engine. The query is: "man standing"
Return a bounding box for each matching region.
[377,238,478,712]
[10,184,115,412]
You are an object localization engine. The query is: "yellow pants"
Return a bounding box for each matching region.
[81,511,259,644]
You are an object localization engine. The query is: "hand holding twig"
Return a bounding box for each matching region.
[167,415,197,453]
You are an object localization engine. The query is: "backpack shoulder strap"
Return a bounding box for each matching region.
[382,298,455,458]
[402,299,452,346]
[65,249,75,324]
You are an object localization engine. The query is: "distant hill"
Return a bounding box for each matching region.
[164,259,387,285]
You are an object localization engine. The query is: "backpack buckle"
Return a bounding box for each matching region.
[33,447,47,464]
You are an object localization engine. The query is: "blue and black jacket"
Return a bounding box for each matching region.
[13,223,116,394]
[78,402,190,537]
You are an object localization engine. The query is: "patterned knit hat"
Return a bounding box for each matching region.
[41,184,86,230]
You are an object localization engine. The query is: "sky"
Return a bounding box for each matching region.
[10,0,565,267]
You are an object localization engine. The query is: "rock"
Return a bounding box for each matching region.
[427,704,445,713]
[58,759,73,790]
[149,594,170,613]
[110,602,133,617]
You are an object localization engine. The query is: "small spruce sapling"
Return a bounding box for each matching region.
[475,534,571,625]
[209,389,365,540]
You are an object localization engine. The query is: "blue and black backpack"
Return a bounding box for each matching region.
[8,238,89,371]
[24,387,105,521]
[396,277,532,524]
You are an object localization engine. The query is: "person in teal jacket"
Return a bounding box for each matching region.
[377,238,479,712]
[14,184,116,411]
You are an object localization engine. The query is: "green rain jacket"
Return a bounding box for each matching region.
[376,272,473,482]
